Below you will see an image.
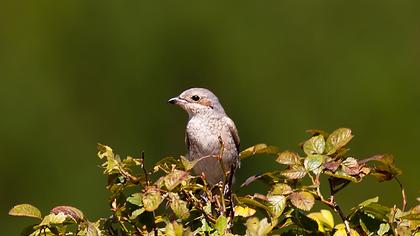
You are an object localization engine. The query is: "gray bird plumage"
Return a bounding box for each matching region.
[168,88,240,185]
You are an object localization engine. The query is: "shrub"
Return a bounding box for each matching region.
[9,128,420,235]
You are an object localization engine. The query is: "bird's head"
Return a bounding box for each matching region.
[168,88,226,117]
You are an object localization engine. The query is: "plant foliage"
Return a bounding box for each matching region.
[10,128,420,235]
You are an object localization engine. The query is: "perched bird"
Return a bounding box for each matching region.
[168,88,240,185]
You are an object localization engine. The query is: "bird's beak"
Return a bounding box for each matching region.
[168,97,185,105]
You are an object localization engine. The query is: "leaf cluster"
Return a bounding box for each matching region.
[9,128,420,235]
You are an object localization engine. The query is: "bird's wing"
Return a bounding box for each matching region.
[224,117,240,153]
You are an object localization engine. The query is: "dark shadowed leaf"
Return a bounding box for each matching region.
[276,151,300,165]
[241,170,283,187]
[328,177,351,195]
[293,210,318,232]
[289,192,315,211]
[306,129,330,137]
[142,187,162,211]
[325,128,353,155]
[240,144,279,159]
[303,135,325,155]
[281,165,307,179]
[9,204,42,219]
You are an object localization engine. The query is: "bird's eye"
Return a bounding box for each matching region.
[191,95,200,101]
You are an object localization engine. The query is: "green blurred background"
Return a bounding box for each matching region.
[1,1,419,234]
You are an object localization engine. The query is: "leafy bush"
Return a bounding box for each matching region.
[9,128,420,235]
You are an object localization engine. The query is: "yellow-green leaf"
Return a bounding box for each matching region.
[325,128,353,155]
[234,205,256,217]
[281,165,307,179]
[303,135,325,155]
[9,204,42,219]
[142,187,162,211]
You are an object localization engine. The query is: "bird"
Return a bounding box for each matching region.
[168,88,240,186]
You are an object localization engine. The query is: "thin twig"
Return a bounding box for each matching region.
[395,177,407,211]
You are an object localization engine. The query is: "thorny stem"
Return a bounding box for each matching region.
[395,177,407,211]
[140,151,150,186]
[310,173,352,236]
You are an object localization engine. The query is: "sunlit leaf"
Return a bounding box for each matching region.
[267,195,286,218]
[333,224,360,236]
[325,128,353,155]
[164,169,190,191]
[377,223,390,236]
[40,212,68,226]
[165,221,192,236]
[281,165,307,179]
[142,187,162,211]
[9,204,42,219]
[50,206,84,222]
[304,154,325,173]
[276,151,300,165]
[129,208,145,220]
[245,217,278,236]
[240,144,279,159]
[234,205,256,217]
[303,135,325,155]
[215,215,227,235]
[289,192,315,211]
[236,196,271,216]
[308,209,334,232]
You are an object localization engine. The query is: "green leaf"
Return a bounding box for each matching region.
[303,135,325,155]
[325,128,353,155]
[169,193,190,220]
[276,151,300,165]
[215,215,227,235]
[289,192,315,211]
[127,193,143,207]
[240,144,279,159]
[142,187,162,211]
[270,183,292,195]
[281,165,307,179]
[39,213,68,226]
[304,154,325,173]
[9,204,42,219]
[129,208,145,220]
[377,223,390,236]
[267,195,287,218]
[333,224,360,236]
